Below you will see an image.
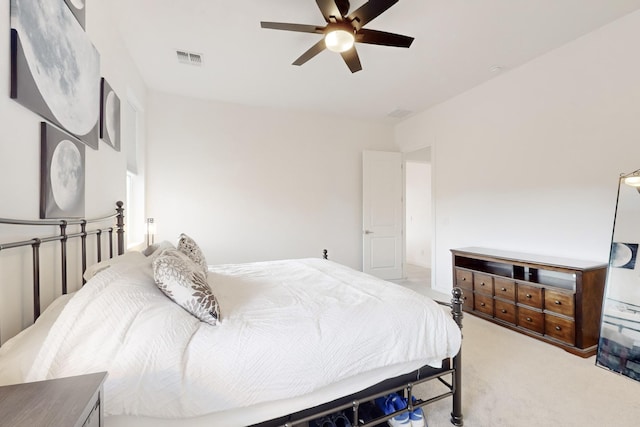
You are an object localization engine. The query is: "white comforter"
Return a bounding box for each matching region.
[25,257,461,419]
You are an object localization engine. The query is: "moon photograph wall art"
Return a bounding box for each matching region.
[41,122,85,219]
[100,78,121,151]
[64,0,86,29]
[11,0,99,149]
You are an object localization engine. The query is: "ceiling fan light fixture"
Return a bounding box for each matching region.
[624,175,640,187]
[325,29,355,53]
[261,0,413,72]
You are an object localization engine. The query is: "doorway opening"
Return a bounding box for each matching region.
[404,147,432,288]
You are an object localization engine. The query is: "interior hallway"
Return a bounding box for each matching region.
[391,264,448,302]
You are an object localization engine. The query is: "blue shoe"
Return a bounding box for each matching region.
[408,397,426,427]
[374,393,411,427]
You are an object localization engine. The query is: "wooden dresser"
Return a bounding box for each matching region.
[451,247,607,357]
[0,372,107,426]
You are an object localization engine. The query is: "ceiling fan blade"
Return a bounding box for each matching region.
[261,22,324,34]
[348,0,398,31]
[356,28,414,48]
[340,46,362,73]
[316,0,343,22]
[293,39,327,66]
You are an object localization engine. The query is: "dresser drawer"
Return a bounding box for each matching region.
[455,269,473,291]
[545,315,575,345]
[518,306,544,334]
[474,273,494,295]
[460,290,474,311]
[544,289,575,317]
[474,293,494,316]
[517,283,543,309]
[494,300,516,324]
[494,277,516,301]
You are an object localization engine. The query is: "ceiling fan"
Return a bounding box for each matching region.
[260,0,414,73]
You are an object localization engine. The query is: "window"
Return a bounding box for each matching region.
[123,95,145,248]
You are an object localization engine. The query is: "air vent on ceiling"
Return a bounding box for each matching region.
[176,50,203,66]
[387,108,413,119]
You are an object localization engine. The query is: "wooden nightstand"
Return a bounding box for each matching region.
[0,372,107,427]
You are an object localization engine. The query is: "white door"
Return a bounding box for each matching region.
[362,150,403,279]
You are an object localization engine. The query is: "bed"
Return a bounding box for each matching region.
[0,202,464,427]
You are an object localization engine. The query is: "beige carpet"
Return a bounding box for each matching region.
[414,313,640,427]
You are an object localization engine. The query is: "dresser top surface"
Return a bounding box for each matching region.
[451,247,608,271]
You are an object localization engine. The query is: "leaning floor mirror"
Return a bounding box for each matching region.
[596,170,640,382]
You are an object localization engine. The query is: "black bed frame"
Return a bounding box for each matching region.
[0,202,464,426]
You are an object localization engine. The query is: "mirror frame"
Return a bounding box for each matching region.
[596,170,640,382]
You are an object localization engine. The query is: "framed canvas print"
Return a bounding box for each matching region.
[40,122,86,219]
[10,0,100,150]
[100,78,121,151]
[596,171,640,382]
[63,0,86,30]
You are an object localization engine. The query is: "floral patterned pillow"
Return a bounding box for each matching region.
[153,249,220,326]
[177,233,207,273]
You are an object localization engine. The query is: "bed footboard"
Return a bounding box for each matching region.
[450,287,464,426]
[253,286,465,427]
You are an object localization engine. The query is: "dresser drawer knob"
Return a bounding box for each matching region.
[501,287,507,292]
[554,300,561,305]
[526,294,532,299]
[480,302,486,307]
[462,277,466,281]
[501,309,507,313]
[480,282,485,286]
[555,326,561,331]
[526,317,532,322]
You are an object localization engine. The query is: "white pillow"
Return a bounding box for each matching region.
[177,233,207,272]
[0,293,74,386]
[143,240,176,259]
[83,251,148,281]
[153,249,220,326]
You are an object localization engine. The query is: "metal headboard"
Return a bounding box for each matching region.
[0,201,125,322]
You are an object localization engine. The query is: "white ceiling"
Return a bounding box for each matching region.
[107,0,640,122]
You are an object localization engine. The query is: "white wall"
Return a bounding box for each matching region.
[405,162,432,268]
[0,1,147,342]
[396,10,640,293]
[145,91,397,270]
